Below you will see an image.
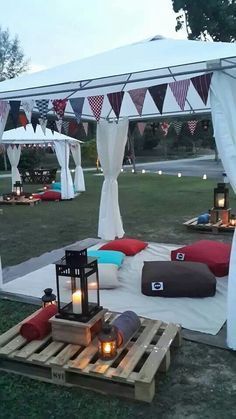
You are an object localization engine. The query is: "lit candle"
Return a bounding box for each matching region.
[142,169,146,174]
[203,174,207,180]
[103,342,112,354]
[218,198,225,208]
[177,172,182,178]
[72,290,82,314]
[158,170,162,175]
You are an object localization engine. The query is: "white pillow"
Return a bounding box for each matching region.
[90,263,120,289]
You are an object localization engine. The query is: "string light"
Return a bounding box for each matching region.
[121,168,124,172]
[142,169,146,174]
[203,174,207,180]
[132,169,135,173]
[158,170,162,175]
[177,172,182,178]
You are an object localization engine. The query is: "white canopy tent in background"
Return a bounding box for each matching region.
[0,36,236,348]
[1,125,85,198]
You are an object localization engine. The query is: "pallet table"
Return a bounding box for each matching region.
[0,198,41,206]
[0,310,181,403]
[183,217,235,234]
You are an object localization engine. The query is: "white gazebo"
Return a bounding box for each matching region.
[1,125,85,198]
[0,36,236,348]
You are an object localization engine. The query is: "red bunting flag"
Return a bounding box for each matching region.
[9,101,21,128]
[107,91,124,119]
[69,121,79,136]
[191,73,213,105]
[128,88,147,116]
[148,84,168,114]
[19,114,28,129]
[160,121,170,136]
[88,95,104,121]
[137,122,146,136]
[52,99,68,119]
[187,120,198,135]
[169,79,190,111]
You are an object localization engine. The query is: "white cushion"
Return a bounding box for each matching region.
[90,263,120,289]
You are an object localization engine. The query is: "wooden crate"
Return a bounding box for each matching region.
[0,310,181,403]
[183,217,235,234]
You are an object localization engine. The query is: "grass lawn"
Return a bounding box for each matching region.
[0,172,236,418]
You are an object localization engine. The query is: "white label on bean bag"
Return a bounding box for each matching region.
[176,252,185,261]
[151,282,164,291]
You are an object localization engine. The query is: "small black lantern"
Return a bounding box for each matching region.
[98,322,118,360]
[42,288,57,307]
[13,181,23,196]
[214,183,229,209]
[54,246,102,322]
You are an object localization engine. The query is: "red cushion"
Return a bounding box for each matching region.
[100,238,148,256]
[171,240,231,277]
[41,190,61,201]
[20,305,58,341]
[32,193,42,200]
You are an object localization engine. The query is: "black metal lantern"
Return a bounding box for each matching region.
[98,322,118,360]
[214,183,229,209]
[13,181,23,196]
[54,246,102,322]
[42,288,57,307]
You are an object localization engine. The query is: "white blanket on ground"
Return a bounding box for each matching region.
[1,242,227,335]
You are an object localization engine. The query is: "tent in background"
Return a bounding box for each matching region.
[1,126,85,198]
[0,36,236,348]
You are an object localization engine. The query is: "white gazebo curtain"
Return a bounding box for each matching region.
[97,118,129,240]
[210,71,236,350]
[70,143,85,192]
[54,141,74,200]
[7,145,22,190]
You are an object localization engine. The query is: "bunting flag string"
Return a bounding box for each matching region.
[21,99,34,122]
[187,120,198,135]
[191,73,213,105]
[169,79,190,111]
[19,114,28,129]
[160,121,170,136]
[82,122,88,136]
[52,99,68,120]
[148,84,168,114]
[70,98,85,124]
[107,91,124,119]
[9,101,21,128]
[62,121,70,135]
[35,99,49,120]
[128,88,147,116]
[88,95,104,121]
[172,121,182,135]
[137,122,146,136]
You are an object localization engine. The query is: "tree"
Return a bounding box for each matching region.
[172,0,236,42]
[0,27,28,81]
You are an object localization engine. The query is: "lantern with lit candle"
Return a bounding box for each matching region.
[214,183,229,210]
[42,288,57,307]
[54,246,102,322]
[98,322,118,360]
[13,181,23,197]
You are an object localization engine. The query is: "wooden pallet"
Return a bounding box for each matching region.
[183,217,235,234]
[0,198,41,206]
[0,310,181,403]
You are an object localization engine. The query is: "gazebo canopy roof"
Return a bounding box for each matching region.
[0,36,235,120]
[1,125,82,144]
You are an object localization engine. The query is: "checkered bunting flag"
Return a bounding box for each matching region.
[172,121,183,135]
[35,99,49,120]
[88,95,104,121]
[47,120,57,134]
[62,121,70,135]
[169,79,190,111]
[56,119,63,133]
[52,99,68,119]
[39,118,47,135]
[21,99,34,122]
[187,120,198,135]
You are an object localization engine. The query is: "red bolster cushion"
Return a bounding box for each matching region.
[20,305,58,341]
[171,240,231,277]
[99,238,148,256]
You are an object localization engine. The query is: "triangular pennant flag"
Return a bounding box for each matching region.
[88,95,104,121]
[148,84,168,114]
[173,121,182,135]
[56,119,63,133]
[82,122,88,136]
[137,122,146,136]
[35,99,49,120]
[187,120,198,135]
[191,73,213,105]
[47,119,57,133]
[52,99,68,119]
[129,122,136,136]
[19,114,28,129]
[128,88,147,116]
[39,118,47,135]
[160,121,170,136]
[69,120,79,136]
[62,121,70,135]
[69,98,85,123]
[21,99,34,122]
[31,117,39,133]
[107,91,124,119]
[169,79,190,111]
[9,101,21,128]
[0,101,10,138]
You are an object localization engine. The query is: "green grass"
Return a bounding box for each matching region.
[0,172,236,418]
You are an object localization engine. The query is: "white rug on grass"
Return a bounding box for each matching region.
[1,242,227,335]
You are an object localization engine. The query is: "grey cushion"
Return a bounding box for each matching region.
[141,261,216,298]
